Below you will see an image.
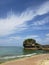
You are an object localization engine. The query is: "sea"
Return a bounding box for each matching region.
[0,46,47,63]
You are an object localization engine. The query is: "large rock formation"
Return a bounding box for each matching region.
[23,39,42,50]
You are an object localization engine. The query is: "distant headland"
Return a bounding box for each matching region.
[23,38,49,50]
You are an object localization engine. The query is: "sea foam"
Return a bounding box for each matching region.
[0,53,37,60]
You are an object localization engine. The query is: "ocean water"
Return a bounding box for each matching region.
[0,46,46,63]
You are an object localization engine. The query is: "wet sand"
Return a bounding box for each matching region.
[0,54,49,65]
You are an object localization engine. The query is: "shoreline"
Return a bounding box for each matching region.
[0,53,37,64]
[0,53,49,65]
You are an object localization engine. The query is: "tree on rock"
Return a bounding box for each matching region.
[23,39,36,47]
[23,38,42,50]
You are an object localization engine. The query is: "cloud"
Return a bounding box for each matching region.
[42,37,49,45]
[0,36,23,46]
[32,1,49,26]
[0,1,49,37]
[45,38,49,41]
[1,35,39,46]
[0,1,49,46]
[28,1,49,17]
[32,17,49,26]
[36,1,49,15]
[31,26,49,30]
[40,33,49,45]
[28,1,49,30]
[46,33,49,37]
[23,34,49,45]
[24,35,39,39]
[22,35,39,42]
[31,17,49,30]
[23,35,43,44]
[30,16,49,30]
[7,35,39,42]
[0,9,34,37]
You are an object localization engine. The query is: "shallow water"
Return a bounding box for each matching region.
[0,46,46,63]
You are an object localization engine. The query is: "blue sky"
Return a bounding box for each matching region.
[0,0,49,46]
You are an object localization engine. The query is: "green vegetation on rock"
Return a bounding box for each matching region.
[23,38,42,50]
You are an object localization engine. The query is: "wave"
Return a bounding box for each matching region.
[0,53,37,60]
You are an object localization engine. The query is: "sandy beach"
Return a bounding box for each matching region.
[0,54,49,65]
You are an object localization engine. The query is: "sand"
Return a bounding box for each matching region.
[0,54,49,65]
[41,60,49,65]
